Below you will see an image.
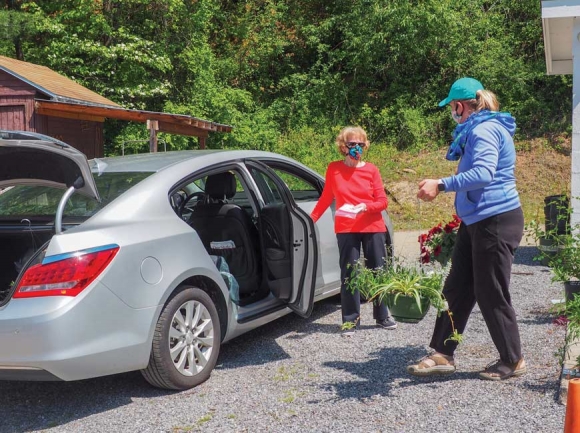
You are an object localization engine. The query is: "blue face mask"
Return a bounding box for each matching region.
[451,110,462,123]
[348,145,363,160]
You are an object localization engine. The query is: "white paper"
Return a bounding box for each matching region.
[336,204,363,219]
[210,240,236,250]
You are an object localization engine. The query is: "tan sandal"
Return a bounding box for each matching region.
[407,353,456,376]
[479,358,526,381]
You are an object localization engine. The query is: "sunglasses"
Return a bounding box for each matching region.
[345,142,365,148]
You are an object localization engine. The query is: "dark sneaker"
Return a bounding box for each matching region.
[376,318,397,329]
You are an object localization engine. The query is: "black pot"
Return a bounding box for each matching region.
[538,236,564,266]
[564,281,580,302]
[544,195,570,235]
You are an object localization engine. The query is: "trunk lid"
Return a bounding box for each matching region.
[0,131,99,200]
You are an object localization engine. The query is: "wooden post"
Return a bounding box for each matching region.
[147,120,159,152]
[199,136,206,149]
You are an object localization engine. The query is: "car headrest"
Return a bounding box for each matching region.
[205,172,236,201]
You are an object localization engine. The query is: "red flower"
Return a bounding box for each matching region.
[418,215,462,266]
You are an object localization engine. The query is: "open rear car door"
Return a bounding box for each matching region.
[245,161,317,318]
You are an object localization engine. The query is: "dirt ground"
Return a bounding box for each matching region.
[384,140,571,230]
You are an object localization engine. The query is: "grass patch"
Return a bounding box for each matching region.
[197,413,213,425]
[273,364,301,382]
[381,139,570,230]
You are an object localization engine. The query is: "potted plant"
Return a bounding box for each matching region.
[548,232,580,302]
[526,217,567,266]
[347,260,463,343]
[347,259,462,343]
[419,215,461,266]
[528,199,580,301]
[526,195,570,266]
[554,293,580,379]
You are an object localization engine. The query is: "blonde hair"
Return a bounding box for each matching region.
[336,126,369,155]
[462,89,500,112]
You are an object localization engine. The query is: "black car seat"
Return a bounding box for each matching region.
[188,172,261,299]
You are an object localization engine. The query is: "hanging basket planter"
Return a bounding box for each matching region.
[385,293,431,323]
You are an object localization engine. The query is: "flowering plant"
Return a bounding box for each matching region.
[419,215,462,265]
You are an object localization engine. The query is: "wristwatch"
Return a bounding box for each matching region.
[437,180,445,192]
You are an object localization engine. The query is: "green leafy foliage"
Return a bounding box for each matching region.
[0,0,571,153]
[347,261,446,312]
[347,260,462,343]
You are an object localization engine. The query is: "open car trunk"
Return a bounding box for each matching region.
[0,228,52,305]
[0,131,101,305]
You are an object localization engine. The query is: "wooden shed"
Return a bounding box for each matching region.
[0,55,232,158]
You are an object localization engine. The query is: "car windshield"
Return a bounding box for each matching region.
[0,171,153,218]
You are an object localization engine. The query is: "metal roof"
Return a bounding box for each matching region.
[0,56,232,136]
[0,55,120,107]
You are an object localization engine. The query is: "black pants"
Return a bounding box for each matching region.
[337,232,389,324]
[430,207,524,364]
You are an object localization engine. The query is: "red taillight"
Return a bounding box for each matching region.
[13,246,119,298]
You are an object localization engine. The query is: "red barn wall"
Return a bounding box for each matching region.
[40,116,103,159]
[0,70,104,158]
[0,71,36,130]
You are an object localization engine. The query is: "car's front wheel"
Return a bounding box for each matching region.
[141,285,221,390]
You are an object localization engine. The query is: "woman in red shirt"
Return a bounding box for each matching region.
[310,126,396,336]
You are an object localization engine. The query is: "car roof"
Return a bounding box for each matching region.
[91,150,224,173]
[90,149,305,174]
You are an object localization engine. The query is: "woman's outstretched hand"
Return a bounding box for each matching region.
[417,179,440,202]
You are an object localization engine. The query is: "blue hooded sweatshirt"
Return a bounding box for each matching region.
[440,113,520,225]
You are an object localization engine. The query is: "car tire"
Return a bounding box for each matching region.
[141,285,221,390]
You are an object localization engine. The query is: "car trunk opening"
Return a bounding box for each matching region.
[0,229,52,305]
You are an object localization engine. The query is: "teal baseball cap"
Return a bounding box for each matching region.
[438,77,484,107]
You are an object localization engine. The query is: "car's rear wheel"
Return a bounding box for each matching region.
[141,285,221,390]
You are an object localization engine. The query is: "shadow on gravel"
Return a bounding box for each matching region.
[321,346,478,401]
[217,297,341,370]
[521,378,563,402]
[0,297,343,431]
[513,246,542,266]
[518,315,557,326]
[0,370,175,432]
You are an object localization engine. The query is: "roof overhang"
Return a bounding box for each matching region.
[542,0,580,75]
[34,100,233,137]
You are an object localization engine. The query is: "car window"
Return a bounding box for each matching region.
[177,170,255,220]
[0,171,152,218]
[248,168,284,205]
[270,168,320,202]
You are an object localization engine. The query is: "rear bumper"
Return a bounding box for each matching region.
[0,366,61,381]
[0,281,159,381]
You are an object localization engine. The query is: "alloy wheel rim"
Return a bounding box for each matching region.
[169,300,214,376]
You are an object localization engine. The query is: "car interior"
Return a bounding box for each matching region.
[188,171,264,305]
[170,163,321,306]
[172,169,295,306]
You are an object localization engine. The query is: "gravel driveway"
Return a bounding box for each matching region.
[0,246,567,432]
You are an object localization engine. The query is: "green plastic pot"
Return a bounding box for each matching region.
[385,293,431,323]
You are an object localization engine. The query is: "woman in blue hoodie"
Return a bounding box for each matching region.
[408,77,526,381]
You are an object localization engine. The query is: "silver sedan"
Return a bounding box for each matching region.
[0,131,394,390]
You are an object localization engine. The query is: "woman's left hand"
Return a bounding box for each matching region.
[353,203,367,213]
[417,179,440,202]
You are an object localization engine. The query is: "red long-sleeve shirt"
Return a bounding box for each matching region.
[310,161,388,233]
